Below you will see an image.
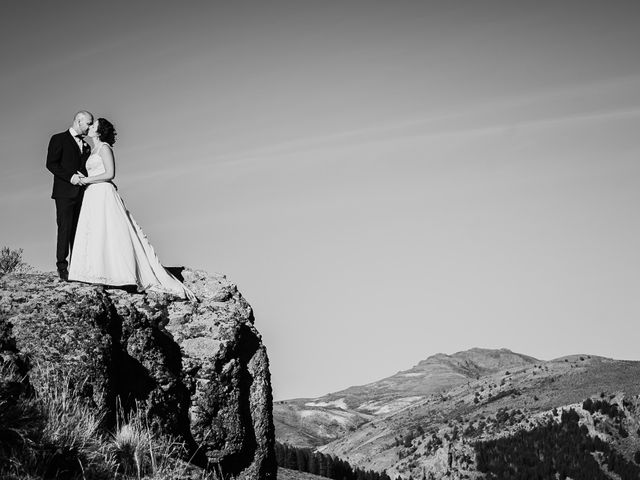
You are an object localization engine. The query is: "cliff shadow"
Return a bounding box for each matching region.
[218,323,261,476]
[106,301,197,453]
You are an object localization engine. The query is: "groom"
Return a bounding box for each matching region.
[46,110,93,280]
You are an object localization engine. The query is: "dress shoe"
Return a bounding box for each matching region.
[57,269,69,281]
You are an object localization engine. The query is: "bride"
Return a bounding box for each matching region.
[68,118,196,301]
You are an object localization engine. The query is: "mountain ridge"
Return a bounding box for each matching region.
[275,347,550,447]
[274,347,640,479]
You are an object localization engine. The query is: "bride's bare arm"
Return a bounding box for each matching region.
[82,144,116,184]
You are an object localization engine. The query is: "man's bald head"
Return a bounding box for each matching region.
[72,110,94,136]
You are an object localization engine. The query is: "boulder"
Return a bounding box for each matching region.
[0,269,276,479]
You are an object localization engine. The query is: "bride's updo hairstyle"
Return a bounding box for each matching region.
[96,117,117,146]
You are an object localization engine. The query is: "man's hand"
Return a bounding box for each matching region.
[71,172,87,185]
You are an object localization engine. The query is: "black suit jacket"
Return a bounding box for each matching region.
[46,130,90,199]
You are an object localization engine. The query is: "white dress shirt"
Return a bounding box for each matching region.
[68,128,85,184]
[68,127,84,151]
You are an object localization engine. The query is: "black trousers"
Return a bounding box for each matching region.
[54,195,83,272]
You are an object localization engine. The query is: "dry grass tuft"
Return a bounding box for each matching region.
[0,362,40,467]
[0,365,224,479]
[107,404,223,479]
[38,374,103,453]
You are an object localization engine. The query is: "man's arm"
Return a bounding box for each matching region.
[46,134,78,183]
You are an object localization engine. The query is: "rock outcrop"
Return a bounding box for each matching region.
[0,270,276,480]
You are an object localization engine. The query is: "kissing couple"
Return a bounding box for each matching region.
[46,110,196,301]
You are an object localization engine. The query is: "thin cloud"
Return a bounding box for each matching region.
[178,73,640,168]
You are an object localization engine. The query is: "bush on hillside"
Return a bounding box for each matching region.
[0,246,32,276]
[583,398,623,420]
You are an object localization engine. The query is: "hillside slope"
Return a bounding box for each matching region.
[276,348,640,479]
[274,348,537,447]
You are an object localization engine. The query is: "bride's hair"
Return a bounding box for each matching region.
[96,117,117,146]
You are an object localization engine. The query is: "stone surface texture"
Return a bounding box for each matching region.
[0,270,276,480]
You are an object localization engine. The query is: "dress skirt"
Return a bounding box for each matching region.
[68,182,195,300]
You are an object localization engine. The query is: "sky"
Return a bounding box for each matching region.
[1,1,639,400]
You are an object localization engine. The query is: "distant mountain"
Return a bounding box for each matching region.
[274,348,640,479]
[275,348,538,446]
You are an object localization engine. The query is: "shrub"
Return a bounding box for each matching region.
[0,247,32,276]
[583,397,623,419]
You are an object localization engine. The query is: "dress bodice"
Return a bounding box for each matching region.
[86,153,105,177]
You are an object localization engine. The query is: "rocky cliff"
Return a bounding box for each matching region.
[0,270,277,479]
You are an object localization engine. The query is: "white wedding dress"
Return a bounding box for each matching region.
[68,145,196,300]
